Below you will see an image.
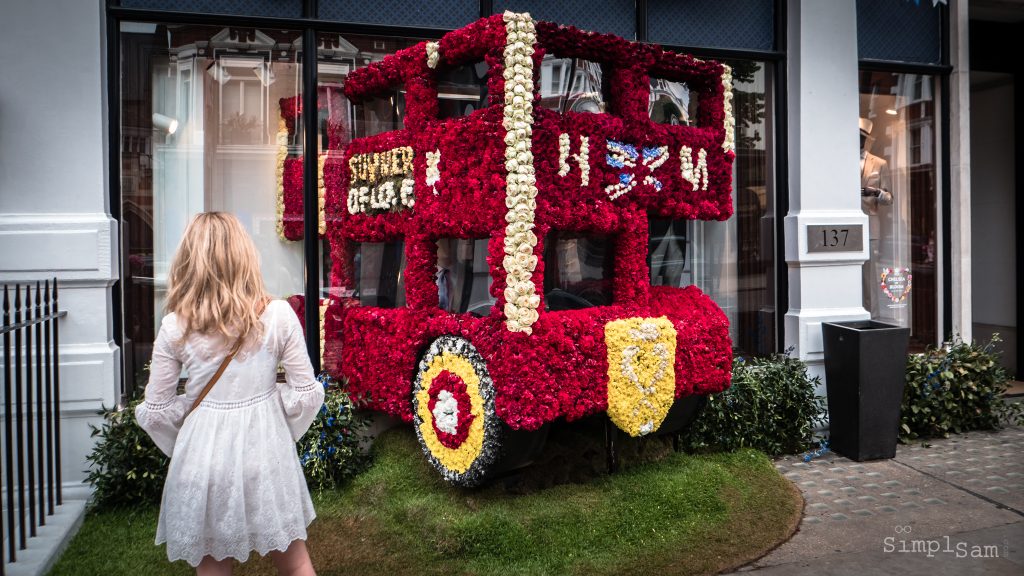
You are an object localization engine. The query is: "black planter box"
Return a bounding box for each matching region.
[822,321,910,461]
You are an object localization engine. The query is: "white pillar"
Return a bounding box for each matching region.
[784,0,870,388]
[949,0,971,341]
[0,0,117,500]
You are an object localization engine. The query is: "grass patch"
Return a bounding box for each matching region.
[50,426,801,576]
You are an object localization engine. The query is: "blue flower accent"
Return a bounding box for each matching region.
[802,439,830,462]
[618,142,638,156]
[326,416,336,427]
[327,446,337,455]
[605,140,668,199]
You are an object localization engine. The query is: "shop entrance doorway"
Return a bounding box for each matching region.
[969,13,1022,382]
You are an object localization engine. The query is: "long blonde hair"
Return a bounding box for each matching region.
[165,212,269,342]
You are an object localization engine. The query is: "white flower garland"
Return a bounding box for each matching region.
[317,154,327,235]
[426,41,440,69]
[680,146,709,191]
[557,133,570,176]
[500,11,540,335]
[721,64,735,154]
[426,149,441,195]
[275,119,288,241]
[641,146,668,190]
[557,133,590,185]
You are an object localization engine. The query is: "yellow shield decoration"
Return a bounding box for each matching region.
[604,317,678,437]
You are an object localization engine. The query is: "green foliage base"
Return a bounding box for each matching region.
[85,377,371,510]
[678,351,826,456]
[901,335,1023,441]
[85,399,169,510]
[54,428,802,576]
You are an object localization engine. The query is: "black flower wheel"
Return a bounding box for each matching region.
[412,335,502,487]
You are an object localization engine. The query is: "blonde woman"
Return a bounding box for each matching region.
[136,212,323,575]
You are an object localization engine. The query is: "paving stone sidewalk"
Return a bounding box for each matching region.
[731,426,1024,575]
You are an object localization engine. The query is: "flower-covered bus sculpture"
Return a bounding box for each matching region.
[310,12,735,486]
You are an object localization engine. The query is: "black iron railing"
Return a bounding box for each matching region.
[1,279,65,574]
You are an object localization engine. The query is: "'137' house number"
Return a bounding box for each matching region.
[806,225,864,253]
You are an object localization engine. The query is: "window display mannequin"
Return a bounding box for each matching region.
[859,117,892,316]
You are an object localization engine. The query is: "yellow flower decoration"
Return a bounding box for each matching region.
[318,298,331,368]
[414,351,486,474]
[275,119,288,241]
[605,317,677,437]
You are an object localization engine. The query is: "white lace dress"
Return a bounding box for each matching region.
[136,300,325,567]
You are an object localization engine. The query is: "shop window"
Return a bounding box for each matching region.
[543,232,615,310]
[660,59,777,357]
[316,34,425,314]
[859,70,939,350]
[435,238,495,315]
[649,78,700,126]
[538,56,606,114]
[436,62,489,120]
[119,22,307,393]
[354,241,407,308]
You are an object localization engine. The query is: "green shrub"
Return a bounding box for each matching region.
[85,375,372,508]
[901,335,1022,441]
[678,351,826,456]
[85,399,169,510]
[297,375,372,490]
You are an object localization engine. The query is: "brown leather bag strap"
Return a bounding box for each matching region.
[188,335,244,417]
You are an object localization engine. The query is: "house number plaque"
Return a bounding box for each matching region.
[807,224,863,253]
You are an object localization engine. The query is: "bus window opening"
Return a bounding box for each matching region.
[436,62,488,120]
[649,78,699,126]
[647,217,691,288]
[435,238,494,316]
[538,55,606,115]
[354,241,407,308]
[353,91,406,138]
[543,232,615,310]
